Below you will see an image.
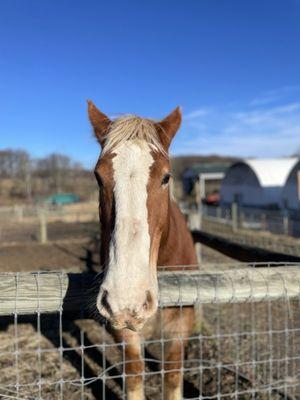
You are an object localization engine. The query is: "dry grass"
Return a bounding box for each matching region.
[0,323,94,399]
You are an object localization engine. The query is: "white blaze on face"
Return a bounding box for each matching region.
[100,141,157,317]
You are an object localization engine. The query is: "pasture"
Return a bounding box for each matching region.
[0,203,299,399]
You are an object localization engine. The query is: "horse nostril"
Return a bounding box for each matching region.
[143,290,155,312]
[100,290,113,317]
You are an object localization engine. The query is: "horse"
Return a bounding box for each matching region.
[88,101,197,400]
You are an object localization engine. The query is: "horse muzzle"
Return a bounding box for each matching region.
[97,288,158,332]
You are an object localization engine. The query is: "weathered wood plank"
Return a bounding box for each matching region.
[0,272,69,315]
[158,267,300,306]
[0,266,300,316]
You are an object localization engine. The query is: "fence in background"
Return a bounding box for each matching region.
[203,203,300,237]
[3,202,300,245]
[0,203,99,244]
[0,263,299,399]
[0,203,99,221]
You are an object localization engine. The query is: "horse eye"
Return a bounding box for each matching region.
[161,173,171,186]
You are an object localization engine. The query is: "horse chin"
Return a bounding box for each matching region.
[111,317,145,332]
[125,321,144,332]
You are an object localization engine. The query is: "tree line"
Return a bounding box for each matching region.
[0,149,241,205]
[0,149,94,203]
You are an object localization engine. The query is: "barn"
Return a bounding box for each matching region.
[182,162,232,197]
[281,159,300,210]
[220,158,299,209]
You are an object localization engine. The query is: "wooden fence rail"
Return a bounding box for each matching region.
[0,265,300,316]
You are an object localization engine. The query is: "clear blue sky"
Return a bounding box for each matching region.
[1,0,300,166]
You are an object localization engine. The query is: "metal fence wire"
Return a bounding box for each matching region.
[202,204,300,238]
[0,263,299,399]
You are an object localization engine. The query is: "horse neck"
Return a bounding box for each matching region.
[157,199,182,267]
[157,197,198,271]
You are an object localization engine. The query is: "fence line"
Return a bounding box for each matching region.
[1,265,300,316]
[0,204,99,244]
[202,203,300,237]
[0,263,300,399]
[1,205,300,398]
[200,218,300,258]
[0,202,93,216]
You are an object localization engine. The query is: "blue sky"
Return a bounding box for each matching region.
[1,0,300,167]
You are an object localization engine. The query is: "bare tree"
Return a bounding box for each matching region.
[0,150,32,200]
[0,149,94,203]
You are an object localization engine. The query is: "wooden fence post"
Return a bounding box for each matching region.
[239,209,244,228]
[283,211,289,236]
[231,203,238,232]
[15,206,23,222]
[261,213,267,231]
[39,209,48,244]
[188,210,202,265]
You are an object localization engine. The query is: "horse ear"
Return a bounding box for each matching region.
[156,107,182,151]
[87,100,111,147]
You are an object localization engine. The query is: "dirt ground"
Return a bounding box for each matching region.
[0,239,97,272]
[0,222,233,272]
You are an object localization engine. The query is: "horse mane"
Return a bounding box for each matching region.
[102,115,166,155]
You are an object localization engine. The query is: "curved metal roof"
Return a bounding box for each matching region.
[239,158,299,187]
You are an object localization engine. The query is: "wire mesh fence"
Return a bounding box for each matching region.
[0,263,299,399]
[203,204,300,238]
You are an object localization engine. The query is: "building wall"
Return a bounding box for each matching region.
[281,162,300,210]
[220,163,280,207]
[221,160,300,210]
[221,164,260,205]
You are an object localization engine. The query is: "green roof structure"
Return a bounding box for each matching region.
[44,193,80,205]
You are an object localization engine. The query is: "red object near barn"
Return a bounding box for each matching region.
[206,192,220,205]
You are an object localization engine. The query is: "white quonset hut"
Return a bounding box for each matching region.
[220,158,299,209]
[282,160,300,210]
